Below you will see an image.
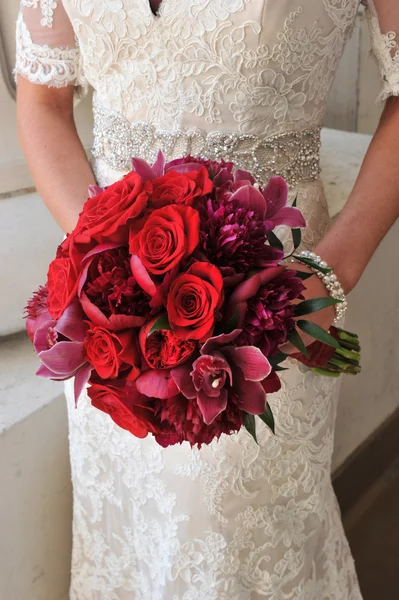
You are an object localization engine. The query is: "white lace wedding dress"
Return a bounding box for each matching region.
[14,1,399,598]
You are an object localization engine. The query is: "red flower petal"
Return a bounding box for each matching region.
[136,369,179,399]
[39,341,86,376]
[263,176,288,218]
[74,363,93,406]
[171,363,197,399]
[55,300,87,342]
[234,370,267,415]
[229,185,267,219]
[130,255,157,297]
[261,370,282,394]
[197,388,228,425]
[269,207,306,229]
[222,346,272,382]
[201,330,242,355]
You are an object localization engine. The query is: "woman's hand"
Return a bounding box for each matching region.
[280,261,335,355]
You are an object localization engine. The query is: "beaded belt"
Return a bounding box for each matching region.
[92,100,321,188]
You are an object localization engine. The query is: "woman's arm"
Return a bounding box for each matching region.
[16,76,96,235]
[315,96,399,294]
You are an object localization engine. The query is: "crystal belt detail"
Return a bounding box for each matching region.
[92,101,321,187]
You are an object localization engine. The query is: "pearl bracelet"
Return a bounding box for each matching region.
[293,250,348,324]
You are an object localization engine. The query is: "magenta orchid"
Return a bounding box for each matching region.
[31,300,92,404]
[171,330,272,425]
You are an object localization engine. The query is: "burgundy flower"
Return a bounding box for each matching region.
[154,392,244,448]
[25,285,50,342]
[229,267,306,356]
[166,155,235,179]
[197,194,283,274]
[172,330,273,425]
[78,244,151,330]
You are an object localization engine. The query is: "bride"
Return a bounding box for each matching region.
[14,1,399,598]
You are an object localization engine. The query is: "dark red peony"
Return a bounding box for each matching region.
[74,171,150,245]
[87,378,159,438]
[228,267,306,356]
[154,392,244,448]
[129,204,200,276]
[139,317,197,369]
[150,168,213,209]
[197,194,283,275]
[78,244,151,330]
[167,262,224,341]
[83,325,141,380]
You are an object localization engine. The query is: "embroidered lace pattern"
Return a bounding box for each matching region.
[366,0,399,101]
[14,0,399,598]
[14,13,86,94]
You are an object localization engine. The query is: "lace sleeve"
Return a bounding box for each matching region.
[365,0,399,102]
[13,0,87,101]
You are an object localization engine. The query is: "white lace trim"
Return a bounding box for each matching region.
[14,13,87,99]
[366,0,399,102]
[21,0,58,28]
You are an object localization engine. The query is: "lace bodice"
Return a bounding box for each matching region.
[14,1,399,135]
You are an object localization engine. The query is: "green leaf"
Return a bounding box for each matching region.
[297,320,342,349]
[294,297,341,317]
[268,352,288,368]
[295,270,314,281]
[292,228,302,251]
[224,306,240,335]
[268,230,284,251]
[269,352,288,372]
[292,196,298,208]
[258,404,275,434]
[287,328,309,358]
[148,314,172,337]
[293,255,333,275]
[244,413,258,444]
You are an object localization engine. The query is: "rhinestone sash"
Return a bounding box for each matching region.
[92,98,321,187]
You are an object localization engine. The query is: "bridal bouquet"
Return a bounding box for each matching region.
[25,152,361,446]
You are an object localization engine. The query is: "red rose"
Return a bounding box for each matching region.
[74,171,150,244]
[167,262,224,341]
[129,205,200,276]
[139,317,197,369]
[88,379,159,438]
[47,257,79,319]
[150,168,213,209]
[83,326,141,380]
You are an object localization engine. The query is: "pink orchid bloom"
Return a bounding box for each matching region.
[263,176,306,229]
[228,176,306,229]
[131,150,166,180]
[171,330,272,425]
[33,300,92,405]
